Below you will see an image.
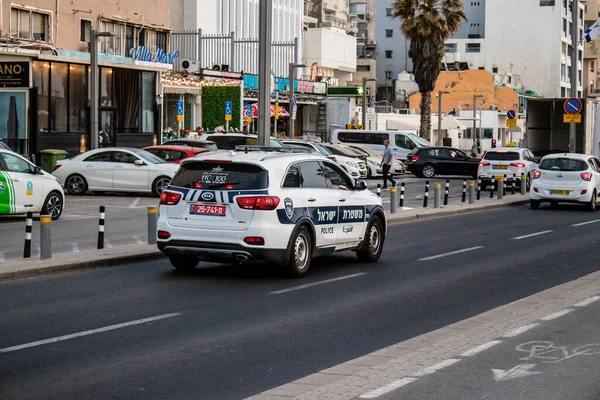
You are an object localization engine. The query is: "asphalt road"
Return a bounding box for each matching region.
[382,299,600,400]
[0,174,477,260]
[2,204,600,399]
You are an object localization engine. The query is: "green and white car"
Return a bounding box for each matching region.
[0,148,65,219]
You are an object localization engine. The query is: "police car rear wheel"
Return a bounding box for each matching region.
[169,256,199,271]
[287,226,312,277]
[357,216,384,262]
[66,174,88,195]
[42,191,63,220]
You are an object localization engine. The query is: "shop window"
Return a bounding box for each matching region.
[33,61,49,132]
[145,30,168,53]
[100,68,113,106]
[11,8,50,42]
[69,65,87,132]
[125,26,145,57]
[100,21,124,56]
[50,63,68,132]
[483,128,494,139]
[140,72,156,133]
[184,94,193,130]
[80,19,91,43]
[114,69,140,132]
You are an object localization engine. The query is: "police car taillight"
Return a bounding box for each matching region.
[160,191,182,205]
[236,196,280,210]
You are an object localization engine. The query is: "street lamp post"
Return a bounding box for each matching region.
[569,0,579,152]
[90,30,114,149]
[472,94,484,143]
[437,91,450,146]
[362,77,377,129]
[288,63,305,139]
[258,0,273,146]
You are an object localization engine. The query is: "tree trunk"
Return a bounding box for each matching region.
[419,91,432,141]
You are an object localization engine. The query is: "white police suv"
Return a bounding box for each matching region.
[156,147,387,277]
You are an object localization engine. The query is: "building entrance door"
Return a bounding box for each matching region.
[0,91,28,153]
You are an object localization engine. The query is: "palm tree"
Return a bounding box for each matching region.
[393,0,467,140]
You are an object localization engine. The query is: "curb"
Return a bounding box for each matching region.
[0,250,166,282]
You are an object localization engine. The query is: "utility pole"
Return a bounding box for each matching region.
[362,77,376,128]
[258,0,272,146]
[570,0,579,153]
[288,63,305,139]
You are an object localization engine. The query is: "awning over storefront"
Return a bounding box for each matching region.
[162,85,202,95]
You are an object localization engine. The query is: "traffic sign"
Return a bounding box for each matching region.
[564,98,582,114]
[177,115,183,122]
[507,110,516,119]
[507,119,517,128]
[563,114,582,123]
[274,103,279,120]
[225,101,233,116]
[292,105,297,120]
[177,100,184,116]
[368,96,374,107]
[291,96,297,107]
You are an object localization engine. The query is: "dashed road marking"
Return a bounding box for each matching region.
[269,273,368,295]
[71,243,80,253]
[572,219,600,227]
[129,197,141,208]
[0,312,181,354]
[574,296,600,307]
[540,308,574,320]
[512,230,553,240]
[358,378,419,398]
[104,240,113,249]
[132,235,144,245]
[419,246,484,261]
[461,340,503,357]
[413,358,461,376]
[502,323,540,338]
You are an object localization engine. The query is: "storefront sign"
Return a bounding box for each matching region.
[0,62,29,88]
[326,86,364,97]
[130,46,180,65]
[297,80,326,95]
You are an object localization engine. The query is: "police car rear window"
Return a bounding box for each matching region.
[484,152,520,161]
[169,162,269,190]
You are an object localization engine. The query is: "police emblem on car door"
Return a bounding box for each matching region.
[284,198,294,219]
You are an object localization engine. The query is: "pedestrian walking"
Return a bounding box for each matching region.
[380,139,397,190]
[471,138,482,157]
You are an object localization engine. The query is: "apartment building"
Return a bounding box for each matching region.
[348,0,377,92]
[0,0,171,156]
[584,0,600,97]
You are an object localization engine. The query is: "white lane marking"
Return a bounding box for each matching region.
[574,296,600,307]
[512,230,553,240]
[502,323,540,338]
[0,312,181,354]
[572,219,600,227]
[413,359,461,377]
[104,240,113,249]
[540,308,574,321]
[269,273,368,295]
[358,378,419,399]
[70,243,80,253]
[461,340,503,357]
[0,251,4,261]
[129,197,141,208]
[419,246,484,261]
[132,235,145,245]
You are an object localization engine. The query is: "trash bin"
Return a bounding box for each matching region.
[39,149,68,173]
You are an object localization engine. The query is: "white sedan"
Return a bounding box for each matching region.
[530,153,600,211]
[53,148,180,196]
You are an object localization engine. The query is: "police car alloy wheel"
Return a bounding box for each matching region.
[356,216,384,262]
[287,226,312,277]
[66,174,88,195]
[42,191,64,220]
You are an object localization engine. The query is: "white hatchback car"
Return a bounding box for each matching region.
[478,147,538,189]
[156,148,387,277]
[530,153,600,210]
[0,148,65,219]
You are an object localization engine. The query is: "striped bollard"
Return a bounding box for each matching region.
[521,174,527,195]
[443,180,449,205]
[376,183,381,197]
[399,183,405,208]
[477,177,481,200]
[423,180,430,208]
[97,205,105,250]
[503,174,507,196]
[23,211,33,258]
[511,174,516,195]
[490,178,495,198]
[462,179,467,203]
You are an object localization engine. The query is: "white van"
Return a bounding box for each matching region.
[330,129,431,160]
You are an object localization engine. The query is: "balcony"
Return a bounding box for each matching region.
[304,27,357,72]
[322,13,348,28]
[585,43,600,59]
[588,88,600,97]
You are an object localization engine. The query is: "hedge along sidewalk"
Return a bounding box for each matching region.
[386,195,529,224]
[0,244,164,281]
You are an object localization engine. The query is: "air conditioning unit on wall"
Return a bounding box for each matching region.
[181,60,200,73]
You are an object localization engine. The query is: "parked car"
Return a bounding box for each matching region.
[198,133,284,149]
[163,139,219,152]
[319,143,369,178]
[478,147,538,190]
[143,145,208,164]
[405,147,480,178]
[280,140,366,179]
[52,148,180,196]
[0,148,65,219]
[156,149,386,277]
[530,153,600,210]
[331,129,431,160]
[345,143,406,178]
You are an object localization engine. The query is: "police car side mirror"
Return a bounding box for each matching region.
[355,180,368,191]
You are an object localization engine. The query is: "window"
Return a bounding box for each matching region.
[0,153,33,173]
[541,0,556,6]
[100,21,124,56]
[484,152,520,161]
[338,132,363,143]
[50,63,68,132]
[170,162,269,190]
[112,151,138,164]
[483,128,494,139]
[350,3,367,15]
[465,128,473,139]
[444,43,457,53]
[80,19,91,43]
[385,71,393,79]
[385,50,393,58]
[385,29,393,37]
[357,22,367,38]
[561,87,566,97]
[466,43,481,53]
[592,61,595,73]
[146,30,168,54]
[357,65,371,72]
[539,158,588,171]
[395,134,415,150]
[323,163,353,190]
[69,64,87,132]
[298,161,328,188]
[33,62,49,132]
[100,68,113,106]
[11,8,50,42]
[492,67,498,73]
[385,8,393,17]
[84,152,113,162]
[140,72,156,133]
[283,164,302,188]
[364,132,389,145]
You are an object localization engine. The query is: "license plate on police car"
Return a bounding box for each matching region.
[493,165,508,170]
[551,190,570,195]
[190,204,227,216]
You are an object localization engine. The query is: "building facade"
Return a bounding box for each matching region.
[584,0,600,97]
[0,0,172,156]
[348,0,376,92]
